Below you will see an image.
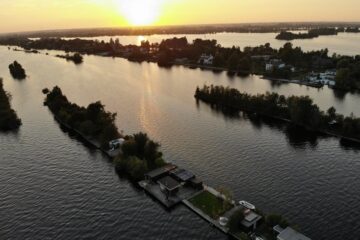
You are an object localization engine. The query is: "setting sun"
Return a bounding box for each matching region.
[115,0,164,26]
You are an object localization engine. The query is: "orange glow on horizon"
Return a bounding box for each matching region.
[0,0,360,33]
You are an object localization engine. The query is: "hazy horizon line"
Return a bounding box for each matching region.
[2,20,360,35]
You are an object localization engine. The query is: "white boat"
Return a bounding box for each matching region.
[239,200,256,210]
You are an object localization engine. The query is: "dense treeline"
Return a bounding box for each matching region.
[9,61,26,79]
[276,28,338,40]
[44,86,166,181]
[195,85,360,141]
[333,55,360,90]
[2,36,360,91]
[0,79,21,131]
[44,86,120,148]
[114,132,166,181]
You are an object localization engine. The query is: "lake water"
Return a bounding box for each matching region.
[0,45,359,240]
[62,32,360,56]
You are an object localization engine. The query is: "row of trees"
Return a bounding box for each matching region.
[0,78,22,130]
[2,37,358,91]
[195,85,360,140]
[44,87,166,182]
[276,28,338,40]
[114,132,166,181]
[44,86,120,148]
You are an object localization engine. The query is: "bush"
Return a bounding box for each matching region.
[114,156,148,181]
[266,214,289,228]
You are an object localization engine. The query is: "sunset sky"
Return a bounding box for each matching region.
[1,0,359,33]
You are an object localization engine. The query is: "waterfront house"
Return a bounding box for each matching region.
[240,208,262,232]
[307,70,336,86]
[266,59,286,71]
[198,54,214,65]
[157,176,182,199]
[274,225,311,240]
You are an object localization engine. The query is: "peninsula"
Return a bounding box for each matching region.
[195,85,360,143]
[43,86,311,240]
[0,78,22,131]
[1,36,359,92]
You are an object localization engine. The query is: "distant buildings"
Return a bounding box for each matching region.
[198,54,214,65]
[265,59,286,71]
[307,70,336,86]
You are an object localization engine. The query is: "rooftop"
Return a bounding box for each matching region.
[157,176,182,191]
[171,168,195,182]
[145,164,177,179]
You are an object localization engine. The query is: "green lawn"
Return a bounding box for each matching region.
[189,190,232,219]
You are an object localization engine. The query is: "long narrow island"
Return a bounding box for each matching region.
[195,85,360,143]
[44,86,166,180]
[1,36,360,92]
[43,86,312,240]
[0,78,21,131]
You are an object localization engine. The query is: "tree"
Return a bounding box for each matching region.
[266,214,289,228]
[217,187,233,210]
[87,101,104,122]
[134,132,149,158]
[121,138,138,157]
[227,52,239,71]
[335,68,352,89]
[144,140,160,167]
[327,107,337,120]
[238,57,251,72]
[227,209,245,232]
[127,156,148,181]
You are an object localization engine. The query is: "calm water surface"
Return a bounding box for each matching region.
[0,46,359,240]
[63,32,360,56]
